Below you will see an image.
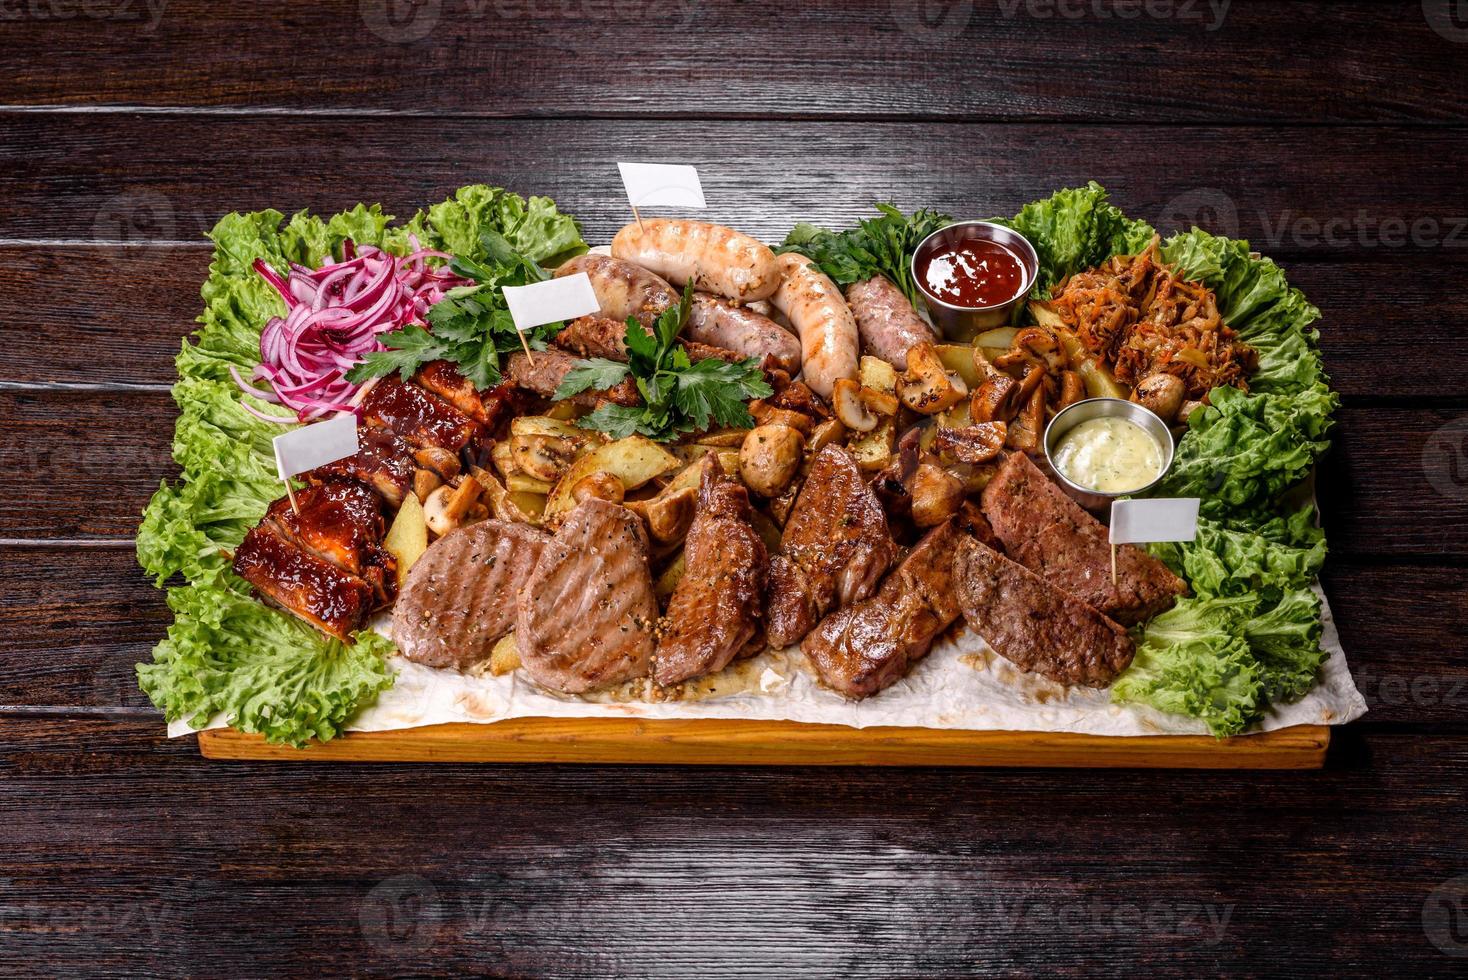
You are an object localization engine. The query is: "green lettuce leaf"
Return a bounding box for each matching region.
[1244,587,1325,703]
[417,184,587,268]
[137,571,395,748]
[1111,596,1262,737]
[1148,504,1326,602]
[995,181,1156,298]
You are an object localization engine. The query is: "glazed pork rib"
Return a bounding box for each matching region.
[654,458,769,687]
[980,452,1186,625]
[307,425,416,510]
[233,521,376,642]
[359,374,482,456]
[263,477,396,602]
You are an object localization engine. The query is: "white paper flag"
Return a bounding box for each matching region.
[1110,498,1201,545]
[502,273,600,333]
[273,414,358,481]
[617,162,706,209]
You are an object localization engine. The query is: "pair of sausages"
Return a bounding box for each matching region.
[555,247,801,375]
[558,219,935,399]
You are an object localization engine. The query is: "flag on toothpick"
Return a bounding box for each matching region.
[617,162,706,228]
[272,414,359,514]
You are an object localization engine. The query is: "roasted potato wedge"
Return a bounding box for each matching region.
[545,436,680,522]
[383,491,428,588]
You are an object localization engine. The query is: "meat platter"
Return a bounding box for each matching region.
[137,182,1366,767]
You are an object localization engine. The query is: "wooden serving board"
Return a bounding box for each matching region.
[198,719,1329,769]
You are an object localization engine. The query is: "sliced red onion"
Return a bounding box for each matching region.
[236,242,471,423]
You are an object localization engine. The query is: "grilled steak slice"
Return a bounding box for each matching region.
[803,520,965,698]
[308,426,414,509]
[516,499,658,693]
[505,349,641,407]
[265,478,396,603]
[765,445,900,648]
[980,452,1186,625]
[233,522,374,642]
[654,458,769,686]
[954,536,1135,687]
[413,359,511,428]
[554,315,630,361]
[392,520,551,670]
[359,375,481,455]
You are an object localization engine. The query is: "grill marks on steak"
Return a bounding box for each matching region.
[392,520,551,670]
[954,536,1135,687]
[766,446,899,649]
[516,499,658,693]
[980,452,1186,625]
[803,519,966,698]
[654,459,769,687]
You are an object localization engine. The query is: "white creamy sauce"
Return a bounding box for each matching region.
[1053,417,1163,493]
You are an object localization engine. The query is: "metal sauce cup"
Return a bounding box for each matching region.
[910,220,1040,342]
[1043,398,1175,514]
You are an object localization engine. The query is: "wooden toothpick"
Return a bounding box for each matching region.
[632,203,644,231]
[1110,541,1118,586]
[285,479,300,516]
[517,327,536,366]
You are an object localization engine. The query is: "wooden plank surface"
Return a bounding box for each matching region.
[1,716,1465,976]
[197,719,1331,768]
[5,116,1468,253]
[2,2,1463,123]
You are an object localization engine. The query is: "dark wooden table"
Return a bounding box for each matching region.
[3,2,1467,974]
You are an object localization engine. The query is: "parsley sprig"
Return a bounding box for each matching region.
[346,231,561,390]
[553,284,772,441]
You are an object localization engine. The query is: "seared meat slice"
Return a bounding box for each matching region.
[980,452,1186,625]
[505,349,640,407]
[308,426,414,509]
[265,478,396,603]
[233,522,374,642]
[516,499,658,693]
[954,536,1135,687]
[359,375,480,455]
[654,458,769,686]
[803,520,964,698]
[413,359,511,428]
[765,445,900,648]
[392,520,551,670]
[554,315,630,361]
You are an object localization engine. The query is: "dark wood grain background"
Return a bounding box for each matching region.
[3,1,1467,974]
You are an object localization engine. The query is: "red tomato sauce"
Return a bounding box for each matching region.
[918,237,1026,308]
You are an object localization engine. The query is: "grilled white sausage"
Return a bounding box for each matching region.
[611,219,780,303]
[685,294,802,374]
[843,275,937,370]
[554,253,677,327]
[770,253,859,399]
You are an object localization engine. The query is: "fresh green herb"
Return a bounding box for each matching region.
[347,230,561,390]
[780,202,952,311]
[553,284,772,441]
